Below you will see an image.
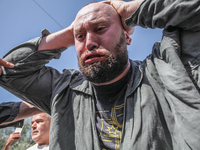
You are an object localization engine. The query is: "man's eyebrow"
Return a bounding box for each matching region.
[74,27,84,34]
[90,18,107,25]
[32,118,43,123]
[74,18,108,33]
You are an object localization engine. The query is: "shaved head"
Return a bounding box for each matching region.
[74,2,123,31]
[77,2,119,19]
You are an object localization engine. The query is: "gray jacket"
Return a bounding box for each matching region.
[0,0,200,149]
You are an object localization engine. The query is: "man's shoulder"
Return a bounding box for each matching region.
[129,59,144,70]
[63,68,81,76]
[62,68,86,84]
[129,59,143,65]
[26,144,49,150]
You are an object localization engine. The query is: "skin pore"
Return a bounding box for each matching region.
[74,2,132,85]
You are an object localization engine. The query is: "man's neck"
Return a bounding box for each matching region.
[93,60,130,86]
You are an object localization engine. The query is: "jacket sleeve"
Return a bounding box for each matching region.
[126,0,200,31]
[127,0,200,91]
[0,102,21,125]
[0,30,67,114]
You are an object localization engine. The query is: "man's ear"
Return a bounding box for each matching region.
[124,31,132,45]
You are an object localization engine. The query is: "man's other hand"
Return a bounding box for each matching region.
[4,132,21,150]
[104,0,144,35]
[9,132,21,141]
[0,58,14,75]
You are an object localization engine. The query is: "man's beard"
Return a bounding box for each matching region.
[78,31,128,84]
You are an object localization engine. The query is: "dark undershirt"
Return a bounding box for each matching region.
[93,67,132,150]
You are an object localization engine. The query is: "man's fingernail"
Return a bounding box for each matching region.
[9,63,14,67]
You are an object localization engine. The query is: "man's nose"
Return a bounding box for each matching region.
[86,32,98,51]
[31,122,37,128]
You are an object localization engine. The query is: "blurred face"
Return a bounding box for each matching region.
[31,113,50,146]
[74,2,131,84]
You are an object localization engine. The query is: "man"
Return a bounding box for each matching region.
[0,101,42,127]
[0,0,200,149]
[3,113,51,150]
[28,113,50,150]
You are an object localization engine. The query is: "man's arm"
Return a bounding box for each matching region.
[107,0,200,31]
[0,29,69,114]
[0,101,42,126]
[13,101,43,123]
[125,0,200,31]
[0,21,74,74]
[38,22,74,50]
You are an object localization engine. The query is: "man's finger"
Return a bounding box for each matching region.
[0,58,14,68]
[0,59,14,75]
[13,137,20,141]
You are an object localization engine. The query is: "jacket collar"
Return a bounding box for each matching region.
[126,59,143,96]
[71,59,143,96]
[71,77,94,95]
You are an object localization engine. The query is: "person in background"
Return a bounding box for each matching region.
[27,113,51,150]
[3,113,51,150]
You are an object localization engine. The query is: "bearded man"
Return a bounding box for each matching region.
[0,0,200,150]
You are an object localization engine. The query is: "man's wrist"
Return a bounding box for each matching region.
[38,26,74,50]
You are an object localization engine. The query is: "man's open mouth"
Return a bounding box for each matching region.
[84,53,105,64]
[86,54,102,60]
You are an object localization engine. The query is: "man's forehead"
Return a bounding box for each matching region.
[32,113,47,121]
[74,2,118,31]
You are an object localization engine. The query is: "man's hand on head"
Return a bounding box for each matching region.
[104,0,144,35]
[38,21,75,51]
[68,21,75,46]
[0,58,14,75]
